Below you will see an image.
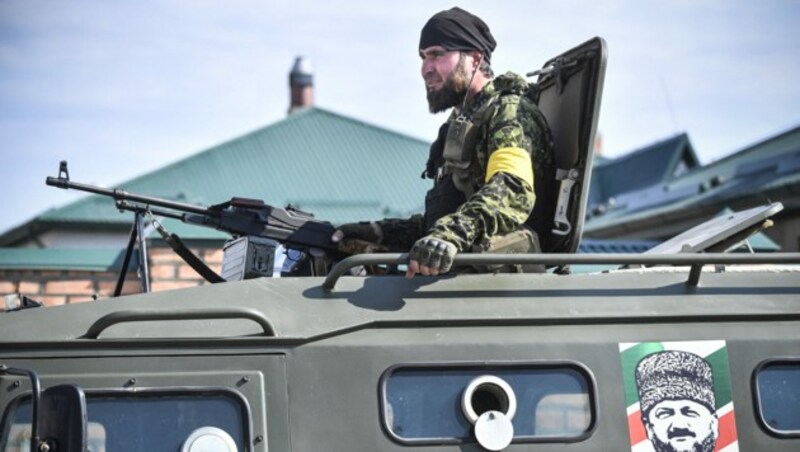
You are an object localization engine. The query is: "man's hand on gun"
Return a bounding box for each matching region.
[331,221,388,255]
[333,223,459,278]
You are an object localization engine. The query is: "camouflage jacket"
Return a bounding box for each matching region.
[379,72,554,252]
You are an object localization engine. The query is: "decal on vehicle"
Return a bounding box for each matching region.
[619,340,739,452]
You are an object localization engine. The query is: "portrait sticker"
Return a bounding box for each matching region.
[619,340,739,452]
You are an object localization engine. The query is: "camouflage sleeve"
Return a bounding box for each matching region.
[427,172,534,251]
[426,102,541,251]
[376,214,425,251]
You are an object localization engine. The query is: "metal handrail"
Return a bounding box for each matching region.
[82,307,276,338]
[322,252,800,290]
[0,365,42,451]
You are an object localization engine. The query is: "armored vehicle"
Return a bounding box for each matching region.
[2,38,800,452]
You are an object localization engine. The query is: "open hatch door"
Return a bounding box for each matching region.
[531,37,607,253]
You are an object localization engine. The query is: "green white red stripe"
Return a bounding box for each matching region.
[619,340,739,451]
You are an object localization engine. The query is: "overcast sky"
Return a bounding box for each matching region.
[1,0,799,235]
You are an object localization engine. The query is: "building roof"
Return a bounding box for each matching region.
[0,247,137,271]
[588,133,699,209]
[579,239,657,254]
[585,125,800,239]
[579,230,779,254]
[1,107,431,245]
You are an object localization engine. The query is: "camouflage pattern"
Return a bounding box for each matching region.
[379,72,554,252]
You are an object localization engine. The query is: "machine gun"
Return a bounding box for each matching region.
[46,161,340,294]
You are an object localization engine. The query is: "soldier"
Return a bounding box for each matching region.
[332,7,554,278]
[635,351,720,452]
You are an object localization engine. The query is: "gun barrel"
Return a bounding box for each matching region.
[46,176,211,216]
[116,202,222,231]
[46,162,336,258]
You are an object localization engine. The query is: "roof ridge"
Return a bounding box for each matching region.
[701,123,800,169]
[308,107,430,145]
[118,112,321,189]
[610,132,688,163]
[91,107,426,192]
[1,106,434,245]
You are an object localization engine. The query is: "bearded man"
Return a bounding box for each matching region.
[635,350,720,452]
[333,7,555,277]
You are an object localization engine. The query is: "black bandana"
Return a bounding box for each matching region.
[419,7,496,63]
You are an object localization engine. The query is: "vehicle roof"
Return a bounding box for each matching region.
[2,269,798,346]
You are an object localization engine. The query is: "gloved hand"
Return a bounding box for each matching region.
[406,235,458,278]
[331,221,386,254]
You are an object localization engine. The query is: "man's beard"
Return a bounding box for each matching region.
[649,430,717,452]
[426,57,471,113]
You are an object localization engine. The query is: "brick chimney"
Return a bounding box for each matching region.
[593,132,603,157]
[289,56,313,114]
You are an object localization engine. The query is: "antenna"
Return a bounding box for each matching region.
[658,75,680,134]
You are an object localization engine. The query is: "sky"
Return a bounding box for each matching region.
[1,0,799,235]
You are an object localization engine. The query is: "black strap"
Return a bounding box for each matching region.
[164,233,226,284]
[114,220,140,297]
[422,122,450,179]
[148,213,225,283]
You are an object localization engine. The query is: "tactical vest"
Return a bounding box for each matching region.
[423,93,498,230]
[423,78,556,246]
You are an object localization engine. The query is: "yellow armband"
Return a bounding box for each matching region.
[486,147,534,187]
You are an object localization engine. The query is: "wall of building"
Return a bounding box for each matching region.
[146,247,224,292]
[0,246,223,308]
[0,269,141,307]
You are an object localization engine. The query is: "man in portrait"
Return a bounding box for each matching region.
[635,350,719,452]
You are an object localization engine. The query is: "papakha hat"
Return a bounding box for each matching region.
[635,350,716,416]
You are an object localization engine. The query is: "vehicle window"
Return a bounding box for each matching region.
[756,362,800,435]
[382,364,594,443]
[2,391,248,452]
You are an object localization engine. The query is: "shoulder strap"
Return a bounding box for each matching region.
[441,87,513,198]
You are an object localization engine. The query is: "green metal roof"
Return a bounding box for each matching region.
[0,247,137,271]
[4,108,431,243]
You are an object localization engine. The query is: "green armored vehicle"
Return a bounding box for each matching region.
[2,38,800,452]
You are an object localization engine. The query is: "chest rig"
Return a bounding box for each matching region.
[438,75,533,197]
[423,90,508,230]
[440,104,495,198]
[424,76,536,230]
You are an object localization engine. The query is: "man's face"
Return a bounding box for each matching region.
[644,399,719,452]
[419,46,472,113]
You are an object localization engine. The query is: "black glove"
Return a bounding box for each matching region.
[331,221,387,255]
[407,235,458,277]
[331,221,383,244]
